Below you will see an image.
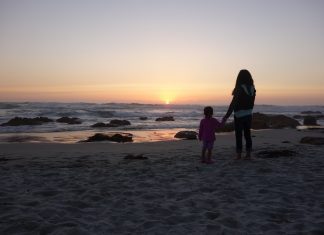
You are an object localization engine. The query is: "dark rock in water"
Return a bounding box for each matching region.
[293,115,303,119]
[268,115,300,128]
[301,111,322,115]
[300,137,324,145]
[139,117,148,120]
[294,114,324,120]
[316,115,324,120]
[257,149,297,158]
[155,116,174,121]
[252,119,269,129]
[1,117,53,126]
[252,113,299,129]
[91,122,114,128]
[109,119,131,126]
[217,113,269,131]
[91,120,131,128]
[56,117,82,124]
[37,117,53,123]
[251,113,269,129]
[216,122,235,132]
[95,111,115,118]
[91,122,107,128]
[174,131,197,140]
[303,116,318,126]
[124,154,148,160]
[85,133,133,142]
[215,113,299,132]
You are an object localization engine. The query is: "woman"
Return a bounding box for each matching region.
[223,69,256,159]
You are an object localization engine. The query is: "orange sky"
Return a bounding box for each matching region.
[0,1,323,105]
[1,83,323,105]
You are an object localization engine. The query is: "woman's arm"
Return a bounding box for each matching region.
[223,89,240,119]
[224,97,234,119]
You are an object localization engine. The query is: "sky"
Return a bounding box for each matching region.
[0,0,323,105]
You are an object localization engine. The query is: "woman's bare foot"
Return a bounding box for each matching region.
[244,151,251,160]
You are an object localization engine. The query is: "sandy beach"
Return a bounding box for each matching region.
[1,128,324,234]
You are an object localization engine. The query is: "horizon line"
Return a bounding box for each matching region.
[0,101,323,107]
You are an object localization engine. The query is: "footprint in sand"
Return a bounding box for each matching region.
[33,190,60,197]
[217,216,241,229]
[205,211,220,220]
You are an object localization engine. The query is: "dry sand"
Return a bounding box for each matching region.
[0,129,324,234]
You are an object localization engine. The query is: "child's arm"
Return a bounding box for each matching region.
[198,120,203,141]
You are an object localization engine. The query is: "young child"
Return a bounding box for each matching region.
[198,106,225,164]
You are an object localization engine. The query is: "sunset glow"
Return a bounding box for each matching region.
[0,1,323,105]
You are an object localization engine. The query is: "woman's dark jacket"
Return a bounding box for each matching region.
[224,85,256,119]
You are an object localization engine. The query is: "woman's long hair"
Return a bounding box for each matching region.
[232,69,254,95]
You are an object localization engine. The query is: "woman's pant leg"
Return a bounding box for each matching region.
[234,117,243,153]
[243,115,252,152]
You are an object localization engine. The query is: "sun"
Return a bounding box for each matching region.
[159,89,176,105]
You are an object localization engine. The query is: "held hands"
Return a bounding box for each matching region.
[221,117,227,125]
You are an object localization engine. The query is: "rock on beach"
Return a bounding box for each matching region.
[84,133,133,142]
[91,119,131,128]
[56,117,82,124]
[252,113,300,129]
[0,117,54,126]
[303,116,318,126]
[174,131,197,140]
[216,113,300,132]
[155,116,175,121]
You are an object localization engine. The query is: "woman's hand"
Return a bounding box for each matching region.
[221,117,227,124]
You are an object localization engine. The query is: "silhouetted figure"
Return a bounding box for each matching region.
[223,70,256,159]
[199,106,225,164]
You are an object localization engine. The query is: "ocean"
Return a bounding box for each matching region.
[0,102,323,143]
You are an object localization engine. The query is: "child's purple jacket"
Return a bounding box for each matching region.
[198,117,222,142]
